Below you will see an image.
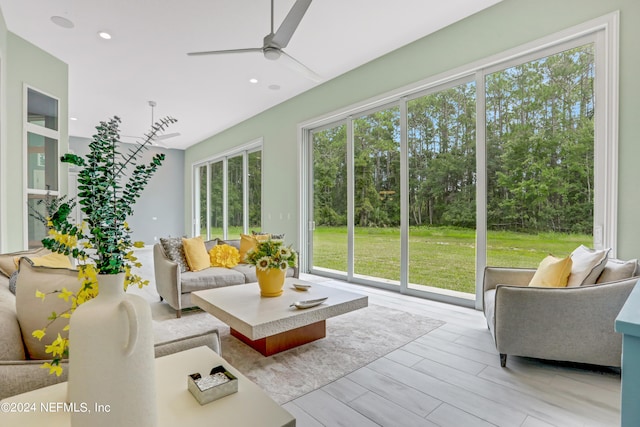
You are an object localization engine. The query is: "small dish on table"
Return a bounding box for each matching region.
[290,297,328,309]
[292,283,311,291]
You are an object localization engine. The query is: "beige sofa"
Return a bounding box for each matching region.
[154,238,299,318]
[483,260,639,368]
[0,255,221,400]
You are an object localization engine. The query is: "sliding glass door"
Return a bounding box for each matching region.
[407,81,476,294]
[306,34,604,305]
[311,123,348,274]
[353,107,401,284]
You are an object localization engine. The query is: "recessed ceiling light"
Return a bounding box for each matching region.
[51,16,74,29]
[249,78,258,84]
[268,84,281,91]
[98,31,112,40]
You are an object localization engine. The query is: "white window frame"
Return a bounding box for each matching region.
[23,84,61,248]
[299,12,619,309]
[192,139,262,239]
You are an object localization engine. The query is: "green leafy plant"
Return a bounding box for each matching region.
[245,239,298,271]
[32,115,176,375]
[42,115,176,274]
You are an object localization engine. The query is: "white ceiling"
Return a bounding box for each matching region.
[0,0,501,150]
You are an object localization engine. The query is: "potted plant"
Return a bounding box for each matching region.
[38,115,176,427]
[245,238,297,297]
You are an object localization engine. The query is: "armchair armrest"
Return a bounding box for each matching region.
[483,266,535,292]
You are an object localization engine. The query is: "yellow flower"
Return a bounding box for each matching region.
[35,290,46,301]
[32,329,46,340]
[57,288,74,302]
[45,334,67,358]
[133,241,144,248]
[42,362,63,377]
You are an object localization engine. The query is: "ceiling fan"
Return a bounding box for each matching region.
[122,101,180,147]
[187,0,321,82]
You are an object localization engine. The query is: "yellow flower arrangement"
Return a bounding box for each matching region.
[245,239,297,271]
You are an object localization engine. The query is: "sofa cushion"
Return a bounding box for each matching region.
[29,252,73,269]
[182,236,210,272]
[160,237,189,273]
[596,258,638,284]
[567,245,610,287]
[209,244,240,268]
[528,255,572,288]
[0,247,50,278]
[15,258,82,360]
[252,230,286,240]
[204,239,219,252]
[239,234,270,263]
[8,271,18,295]
[0,275,26,361]
[180,267,246,293]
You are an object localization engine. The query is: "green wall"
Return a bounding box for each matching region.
[185,0,640,259]
[1,29,68,251]
[0,8,8,252]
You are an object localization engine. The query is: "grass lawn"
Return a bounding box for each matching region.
[313,226,591,294]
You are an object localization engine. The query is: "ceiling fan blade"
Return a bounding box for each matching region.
[271,0,312,48]
[155,132,180,141]
[279,50,322,82]
[188,47,262,56]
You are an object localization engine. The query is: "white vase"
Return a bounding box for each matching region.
[68,273,157,427]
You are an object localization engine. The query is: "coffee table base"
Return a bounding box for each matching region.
[231,320,326,356]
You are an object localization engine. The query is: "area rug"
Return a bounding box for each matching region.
[152,304,444,404]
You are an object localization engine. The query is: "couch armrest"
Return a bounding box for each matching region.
[0,330,223,400]
[154,330,221,358]
[0,360,69,400]
[493,277,638,366]
[153,243,181,311]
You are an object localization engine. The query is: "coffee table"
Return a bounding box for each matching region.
[191,278,368,356]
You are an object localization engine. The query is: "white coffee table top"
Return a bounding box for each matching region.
[192,278,368,340]
[1,346,294,427]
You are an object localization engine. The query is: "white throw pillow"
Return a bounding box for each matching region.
[567,245,610,287]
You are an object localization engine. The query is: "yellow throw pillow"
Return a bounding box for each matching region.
[528,255,573,288]
[0,247,50,277]
[28,252,73,269]
[239,233,270,263]
[182,236,210,272]
[209,244,240,268]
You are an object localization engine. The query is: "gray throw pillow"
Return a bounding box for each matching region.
[160,237,189,273]
[251,230,286,240]
[8,270,18,295]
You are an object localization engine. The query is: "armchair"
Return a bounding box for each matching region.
[483,264,638,368]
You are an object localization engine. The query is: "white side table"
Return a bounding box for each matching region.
[1,346,295,427]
